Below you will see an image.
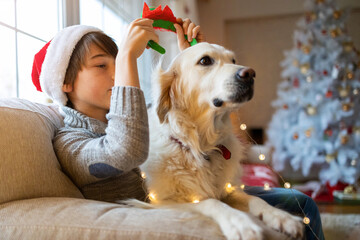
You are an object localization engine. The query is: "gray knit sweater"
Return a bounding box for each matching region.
[53,86,148,202]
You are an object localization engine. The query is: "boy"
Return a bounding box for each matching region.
[31,18,203,202]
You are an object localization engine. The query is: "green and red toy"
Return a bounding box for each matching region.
[142,2,197,54]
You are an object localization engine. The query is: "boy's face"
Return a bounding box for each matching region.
[65,43,115,122]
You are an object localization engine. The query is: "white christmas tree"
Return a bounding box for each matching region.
[267,0,360,187]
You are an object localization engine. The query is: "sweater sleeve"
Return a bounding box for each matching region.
[53,86,149,188]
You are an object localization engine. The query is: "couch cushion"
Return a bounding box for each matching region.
[0,197,290,240]
[0,98,83,204]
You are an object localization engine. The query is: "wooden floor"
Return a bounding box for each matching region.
[317,203,360,214]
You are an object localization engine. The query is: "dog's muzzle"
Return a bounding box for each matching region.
[229,67,255,103]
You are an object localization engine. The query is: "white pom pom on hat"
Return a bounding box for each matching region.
[31,25,102,106]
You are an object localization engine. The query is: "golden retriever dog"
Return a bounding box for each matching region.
[139,42,304,240]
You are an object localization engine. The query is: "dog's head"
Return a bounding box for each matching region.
[153,42,255,124]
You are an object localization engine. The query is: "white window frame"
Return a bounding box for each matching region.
[0,0,63,99]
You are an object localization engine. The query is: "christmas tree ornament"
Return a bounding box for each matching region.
[338,86,350,98]
[302,45,312,54]
[300,63,310,74]
[305,128,313,138]
[333,10,342,19]
[340,135,349,145]
[325,90,333,98]
[353,88,359,95]
[346,71,354,80]
[330,28,341,38]
[306,104,317,115]
[342,42,354,52]
[326,153,336,163]
[293,132,299,140]
[306,12,317,22]
[341,102,352,112]
[324,128,333,137]
[306,75,313,83]
[351,159,358,166]
[354,126,360,135]
[293,77,300,87]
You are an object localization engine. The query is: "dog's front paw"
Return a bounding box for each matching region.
[262,208,304,239]
[250,198,304,239]
[218,208,264,240]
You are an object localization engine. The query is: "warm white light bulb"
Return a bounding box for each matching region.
[240,124,247,130]
[225,183,234,193]
[303,217,310,225]
[284,182,291,189]
[264,183,271,191]
[148,192,156,202]
[259,154,266,161]
[240,184,245,189]
[351,159,357,166]
[193,199,200,203]
[141,172,146,179]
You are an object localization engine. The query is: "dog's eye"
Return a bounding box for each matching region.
[198,56,214,66]
[232,59,236,64]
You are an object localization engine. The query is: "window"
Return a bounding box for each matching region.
[0,0,62,103]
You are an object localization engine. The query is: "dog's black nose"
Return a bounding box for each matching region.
[236,68,255,84]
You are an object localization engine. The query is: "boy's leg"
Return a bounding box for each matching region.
[244,186,325,240]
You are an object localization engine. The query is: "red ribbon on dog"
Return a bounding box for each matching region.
[217,145,231,160]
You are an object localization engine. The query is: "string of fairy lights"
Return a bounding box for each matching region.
[139,120,320,240]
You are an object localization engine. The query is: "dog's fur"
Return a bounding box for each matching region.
[140,43,304,239]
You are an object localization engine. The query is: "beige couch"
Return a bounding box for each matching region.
[0,98,289,240]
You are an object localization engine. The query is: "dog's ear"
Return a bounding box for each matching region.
[153,65,177,124]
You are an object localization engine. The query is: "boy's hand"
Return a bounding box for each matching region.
[174,18,205,51]
[118,18,159,60]
[115,18,159,88]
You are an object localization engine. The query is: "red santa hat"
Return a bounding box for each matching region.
[31,25,102,106]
